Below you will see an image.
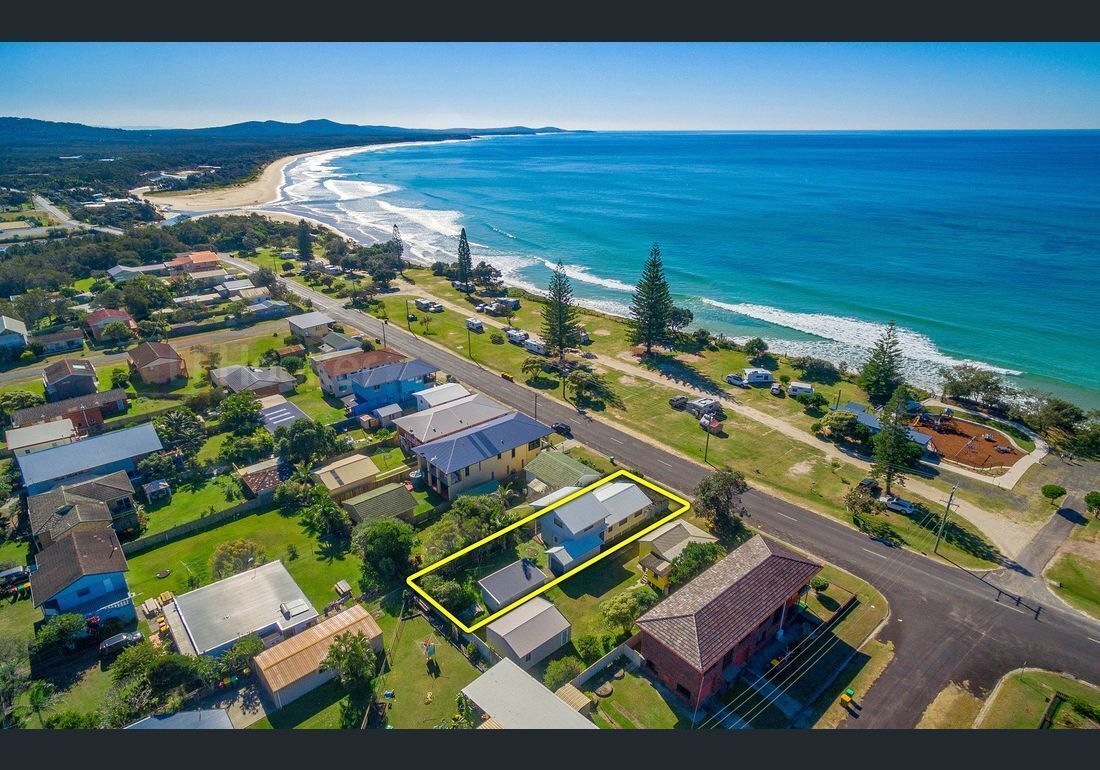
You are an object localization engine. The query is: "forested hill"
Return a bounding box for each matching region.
[0,117,570,196]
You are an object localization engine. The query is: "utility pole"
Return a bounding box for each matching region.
[381,319,388,348]
[704,425,712,464]
[534,393,539,421]
[467,326,473,360]
[935,483,958,554]
[405,299,412,332]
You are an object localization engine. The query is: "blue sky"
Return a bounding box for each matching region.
[2,42,1099,130]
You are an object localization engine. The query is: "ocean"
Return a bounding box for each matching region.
[266,131,1100,407]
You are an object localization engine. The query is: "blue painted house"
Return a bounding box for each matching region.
[18,422,163,495]
[30,528,135,624]
[345,359,438,415]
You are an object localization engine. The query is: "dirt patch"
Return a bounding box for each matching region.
[1054,539,1100,561]
[675,353,703,363]
[789,460,815,477]
[618,375,638,386]
[616,351,638,364]
[593,328,612,336]
[912,414,1023,470]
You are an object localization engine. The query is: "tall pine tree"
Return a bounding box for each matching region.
[541,260,581,360]
[629,243,675,355]
[297,219,312,260]
[871,386,918,494]
[456,228,472,287]
[392,224,405,273]
[858,320,904,406]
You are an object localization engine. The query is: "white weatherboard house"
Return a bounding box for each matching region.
[413,382,471,411]
[540,481,665,576]
[485,597,571,669]
[0,316,29,352]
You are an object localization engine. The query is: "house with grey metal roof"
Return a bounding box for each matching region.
[287,310,334,343]
[214,278,255,297]
[0,315,28,352]
[319,330,358,352]
[126,708,233,729]
[18,422,163,495]
[393,393,510,450]
[412,411,551,500]
[486,597,571,669]
[412,382,470,411]
[163,560,319,657]
[478,558,548,612]
[4,418,77,456]
[540,481,665,575]
[210,364,296,396]
[346,359,438,414]
[462,658,596,729]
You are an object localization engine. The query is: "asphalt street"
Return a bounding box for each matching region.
[226,255,1100,728]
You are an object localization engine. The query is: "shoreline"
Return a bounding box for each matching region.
[152,139,1099,408]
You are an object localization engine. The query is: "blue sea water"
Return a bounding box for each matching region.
[270,131,1100,407]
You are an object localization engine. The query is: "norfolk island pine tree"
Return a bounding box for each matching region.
[629,242,675,356]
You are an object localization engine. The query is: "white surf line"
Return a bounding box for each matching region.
[861,547,889,560]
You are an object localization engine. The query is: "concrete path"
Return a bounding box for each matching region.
[742,672,804,719]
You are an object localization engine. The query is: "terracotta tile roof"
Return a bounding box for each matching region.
[315,347,404,378]
[237,458,294,496]
[636,535,821,672]
[30,528,128,606]
[83,308,133,327]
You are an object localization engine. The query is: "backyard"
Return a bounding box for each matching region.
[125,505,359,610]
[584,664,693,729]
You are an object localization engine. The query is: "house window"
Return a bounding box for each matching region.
[676,684,691,699]
[511,448,516,459]
[76,586,91,597]
[528,440,540,451]
[524,653,531,662]
[464,468,470,478]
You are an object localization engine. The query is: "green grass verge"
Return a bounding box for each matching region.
[1047,554,1100,620]
[979,670,1100,729]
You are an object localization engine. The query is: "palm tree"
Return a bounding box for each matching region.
[22,680,56,728]
[521,356,545,382]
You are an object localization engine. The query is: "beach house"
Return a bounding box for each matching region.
[210,365,296,396]
[287,311,335,344]
[461,659,596,729]
[637,518,718,591]
[393,394,510,451]
[540,481,666,576]
[27,470,138,550]
[32,328,84,355]
[9,388,128,431]
[412,411,551,500]
[311,347,405,397]
[345,359,438,414]
[0,315,29,354]
[17,422,163,494]
[485,597,571,669]
[30,528,135,624]
[128,341,188,385]
[83,308,137,342]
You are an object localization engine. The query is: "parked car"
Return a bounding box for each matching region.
[99,631,143,657]
[725,373,747,387]
[770,384,783,396]
[501,372,515,382]
[429,303,444,313]
[0,566,30,589]
[551,422,572,435]
[857,478,882,497]
[880,495,916,514]
[668,395,689,409]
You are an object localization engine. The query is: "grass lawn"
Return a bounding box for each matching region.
[1047,553,1100,620]
[0,593,40,648]
[195,431,230,466]
[141,474,247,536]
[375,613,481,729]
[979,670,1100,729]
[17,650,116,728]
[286,366,346,423]
[916,682,984,729]
[391,268,1005,568]
[544,545,647,640]
[369,446,409,473]
[585,666,693,729]
[125,506,359,611]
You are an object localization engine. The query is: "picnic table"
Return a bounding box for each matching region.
[334,580,352,597]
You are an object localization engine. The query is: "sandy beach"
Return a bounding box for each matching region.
[140,147,329,212]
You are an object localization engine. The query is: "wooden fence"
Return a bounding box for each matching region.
[121,497,269,555]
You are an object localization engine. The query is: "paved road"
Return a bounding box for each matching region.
[32,194,124,236]
[226,255,1100,728]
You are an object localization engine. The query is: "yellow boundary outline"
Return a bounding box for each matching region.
[406,469,690,634]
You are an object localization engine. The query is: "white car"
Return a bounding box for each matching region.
[879,495,915,514]
[725,373,747,387]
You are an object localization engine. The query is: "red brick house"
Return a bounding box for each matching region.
[633,535,820,708]
[128,341,188,385]
[83,308,137,342]
[9,389,129,432]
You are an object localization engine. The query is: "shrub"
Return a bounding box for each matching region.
[1085,491,1100,517]
[575,635,605,664]
[209,539,265,579]
[543,656,584,691]
[490,332,504,345]
[780,374,791,384]
[32,614,86,656]
[810,576,830,592]
[1041,484,1068,504]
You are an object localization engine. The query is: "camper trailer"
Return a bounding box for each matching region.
[787,381,814,396]
[523,337,548,356]
[742,367,774,385]
[506,328,529,345]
